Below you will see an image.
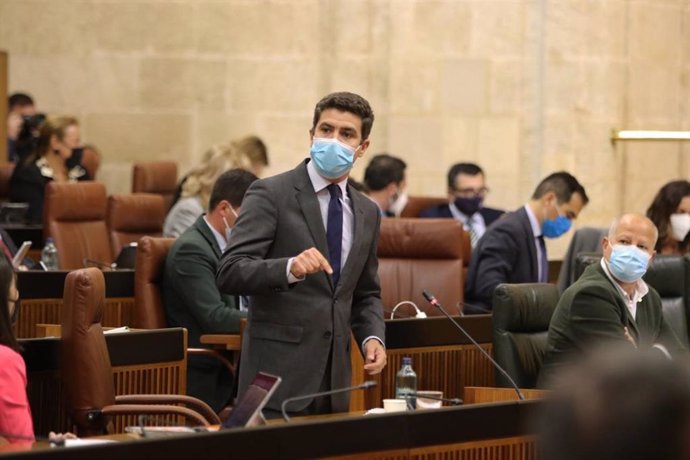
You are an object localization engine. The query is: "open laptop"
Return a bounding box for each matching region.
[125,372,281,436]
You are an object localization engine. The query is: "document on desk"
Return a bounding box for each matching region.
[63,439,116,447]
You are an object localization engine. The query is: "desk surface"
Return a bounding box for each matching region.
[0,400,541,460]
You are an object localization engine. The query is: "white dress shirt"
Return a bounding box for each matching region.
[524,205,547,283]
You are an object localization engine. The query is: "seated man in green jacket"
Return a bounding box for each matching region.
[540,213,685,387]
[163,168,257,411]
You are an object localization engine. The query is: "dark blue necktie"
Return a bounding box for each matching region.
[538,235,548,283]
[326,184,343,286]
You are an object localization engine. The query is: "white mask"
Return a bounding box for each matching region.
[670,213,690,242]
[223,204,239,242]
[388,191,408,217]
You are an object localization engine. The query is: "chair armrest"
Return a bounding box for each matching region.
[115,394,220,424]
[102,403,210,426]
[188,348,235,375]
[199,334,241,351]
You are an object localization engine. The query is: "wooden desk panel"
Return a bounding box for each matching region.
[23,329,187,437]
[17,298,135,338]
[351,316,495,411]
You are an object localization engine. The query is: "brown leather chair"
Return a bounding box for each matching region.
[0,164,15,201]
[134,236,176,329]
[132,161,178,210]
[378,218,470,317]
[61,268,219,436]
[400,196,448,218]
[43,182,113,269]
[81,145,101,180]
[107,193,166,257]
[134,236,238,374]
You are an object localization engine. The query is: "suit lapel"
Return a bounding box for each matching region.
[294,162,334,290]
[194,216,222,258]
[338,185,367,293]
[517,208,539,281]
[593,263,640,338]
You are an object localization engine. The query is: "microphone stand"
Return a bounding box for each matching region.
[422,291,525,401]
[281,381,377,422]
[411,392,463,406]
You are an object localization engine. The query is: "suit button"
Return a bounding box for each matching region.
[323,331,332,339]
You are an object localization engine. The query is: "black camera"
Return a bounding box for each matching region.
[15,113,46,162]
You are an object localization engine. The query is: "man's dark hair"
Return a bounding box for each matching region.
[363,154,407,191]
[8,93,34,111]
[209,169,258,210]
[447,163,484,190]
[312,92,375,141]
[531,171,589,205]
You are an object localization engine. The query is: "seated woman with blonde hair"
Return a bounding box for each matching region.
[646,180,690,256]
[9,116,90,223]
[164,136,268,238]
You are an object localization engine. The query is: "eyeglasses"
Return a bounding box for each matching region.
[453,187,489,198]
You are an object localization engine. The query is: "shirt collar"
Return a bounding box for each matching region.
[307,159,348,196]
[600,258,649,302]
[524,204,542,238]
[203,215,227,253]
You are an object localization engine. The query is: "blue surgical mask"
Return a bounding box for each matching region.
[542,203,571,238]
[310,138,358,179]
[608,244,651,283]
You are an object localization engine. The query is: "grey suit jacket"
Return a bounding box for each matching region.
[216,160,385,412]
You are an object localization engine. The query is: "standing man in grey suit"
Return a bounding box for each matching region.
[216,92,387,416]
[164,168,258,412]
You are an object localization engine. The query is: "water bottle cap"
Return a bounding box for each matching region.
[402,356,412,365]
[46,237,53,244]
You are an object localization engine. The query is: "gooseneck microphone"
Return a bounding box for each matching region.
[422,290,525,401]
[281,381,377,422]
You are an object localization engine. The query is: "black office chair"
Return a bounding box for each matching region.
[574,254,690,348]
[492,283,559,389]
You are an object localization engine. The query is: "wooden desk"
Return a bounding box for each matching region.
[16,270,134,338]
[199,334,241,351]
[464,386,548,404]
[0,400,541,460]
[351,315,495,411]
[22,328,188,437]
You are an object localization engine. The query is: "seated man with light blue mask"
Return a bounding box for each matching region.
[162,168,257,412]
[539,213,686,387]
[465,171,588,313]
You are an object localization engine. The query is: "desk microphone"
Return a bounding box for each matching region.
[422,290,524,401]
[281,380,377,422]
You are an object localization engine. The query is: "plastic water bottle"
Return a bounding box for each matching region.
[395,356,417,410]
[41,238,59,271]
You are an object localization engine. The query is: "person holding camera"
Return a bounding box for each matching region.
[9,115,90,223]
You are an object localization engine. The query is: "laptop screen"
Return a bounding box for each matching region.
[221,372,281,429]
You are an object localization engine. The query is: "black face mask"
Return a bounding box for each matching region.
[65,147,83,170]
[453,196,483,216]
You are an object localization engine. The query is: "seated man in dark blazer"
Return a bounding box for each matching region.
[163,168,257,412]
[419,163,504,248]
[464,171,588,313]
[539,214,685,386]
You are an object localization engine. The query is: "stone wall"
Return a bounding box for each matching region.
[2,0,689,257]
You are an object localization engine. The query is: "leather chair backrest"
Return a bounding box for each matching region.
[132,162,178,210]
[378,218,469,317]
[0,164,15,200]
[81,146,101,180]
[134,236,175,329]
[44,182,113,269]
[400,196,447,218]
[574,254,690,348]
[557,227,607,292]
[492,283,559,389]
[61,268,115,433]
[107,193,166,256]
